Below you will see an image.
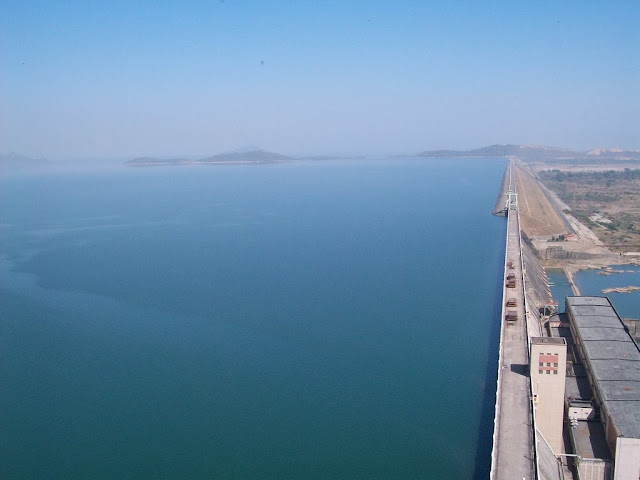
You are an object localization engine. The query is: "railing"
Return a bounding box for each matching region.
[516,208,540,479]
[490,160,538,480]
[488,200,510,480]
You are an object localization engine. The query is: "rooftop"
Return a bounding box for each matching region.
[532,337,566,345]
[566,296,640,439]
[565,370,592,401]
[571,420,611,460]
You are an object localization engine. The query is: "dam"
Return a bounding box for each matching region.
[490,161,536,479]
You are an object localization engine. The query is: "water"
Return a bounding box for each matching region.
[547,266,640,318]
[1,158,507,479]
[547,269,574,313]
[574,266,640,319]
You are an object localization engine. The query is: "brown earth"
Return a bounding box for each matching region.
[508,160,638,268]
[535,167,640,252]
[512,162,568,236]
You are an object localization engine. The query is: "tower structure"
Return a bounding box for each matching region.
[506,190,518,210]
[530,337,567,454]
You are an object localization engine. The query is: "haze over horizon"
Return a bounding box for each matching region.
[1,1,638,159]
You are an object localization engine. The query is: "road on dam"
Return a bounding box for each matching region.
[490,162,536,480]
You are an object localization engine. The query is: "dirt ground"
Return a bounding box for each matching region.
[535,167,640,250]
[509,160,640,269]
[512,162,568,236]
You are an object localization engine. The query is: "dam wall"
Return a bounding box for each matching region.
[521,234,553,317]
[522,239,548,339]
[493,164,511,216]
[491,160,559,480]
[490,198,535,480]
[537,245,609,261]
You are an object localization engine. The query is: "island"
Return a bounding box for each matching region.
[124,149,294,166]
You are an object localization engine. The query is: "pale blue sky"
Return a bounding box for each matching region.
[1,0,638,158]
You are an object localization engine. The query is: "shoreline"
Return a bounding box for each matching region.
[562,266,581,296]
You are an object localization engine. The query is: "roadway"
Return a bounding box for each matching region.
[490,162,536,480]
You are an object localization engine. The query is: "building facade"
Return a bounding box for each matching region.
[530,336,567,454]
[566,296,640,480]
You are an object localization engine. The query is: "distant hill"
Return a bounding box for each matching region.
[418,144,520,158]
[418,144,571,159]
[124,145,640,167]
[200,149,292,164]
[418,144,640,162]
[584,148,640,161]
[125,157,192,166]
[124,149,294,166]
[0,152,50,170]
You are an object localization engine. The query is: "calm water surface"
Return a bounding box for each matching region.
[573,266,640,318]
[1,158,506,478]
[547,269,574,313]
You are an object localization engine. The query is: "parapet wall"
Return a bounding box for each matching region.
[521,233,553,329]
[493,165,511,216]
[536,245,608,261]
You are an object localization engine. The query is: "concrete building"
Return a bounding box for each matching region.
[531,337,567,454]
[566,296,640,480]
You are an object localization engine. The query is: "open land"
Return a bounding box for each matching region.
[420,145,640,271]
[536,168,640,250]
[508,157,640,273]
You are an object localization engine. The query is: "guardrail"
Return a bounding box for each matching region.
[516,210,540,479]
[488,204,510,480]
[490,160,539,480]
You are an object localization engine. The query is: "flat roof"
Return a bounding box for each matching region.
[571,419,611,461]
[566,296,640,439]
[567,297,611,307]
[532,337,566,345]
[565,373,592,401]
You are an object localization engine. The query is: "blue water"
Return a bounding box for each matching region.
[1,158,506,478]
[574,266,640,319]
[547,269,575,313]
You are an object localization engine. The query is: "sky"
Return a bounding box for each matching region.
[1,0,639,158]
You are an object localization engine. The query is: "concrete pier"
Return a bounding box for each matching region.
[490,162,536,480]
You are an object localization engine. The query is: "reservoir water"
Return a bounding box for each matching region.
[1,157,506,479]
[547,267,639,318]
[547,269,574,313]
[574,266,640,318]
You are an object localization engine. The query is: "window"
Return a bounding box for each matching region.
[545,370,550,374]
[553,371,558,375]
[539,369,543,374]
[554,363,558,367]
[539,362,544,367]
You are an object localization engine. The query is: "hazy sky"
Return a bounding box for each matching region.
[1,1,638,158]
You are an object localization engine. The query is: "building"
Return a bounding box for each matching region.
[531,336,567,454]
[566,296,640,480]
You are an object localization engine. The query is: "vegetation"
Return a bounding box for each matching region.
[541,168,640,182]
[539,169,640,251]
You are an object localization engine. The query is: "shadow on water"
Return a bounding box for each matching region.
[472,246,504,479]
